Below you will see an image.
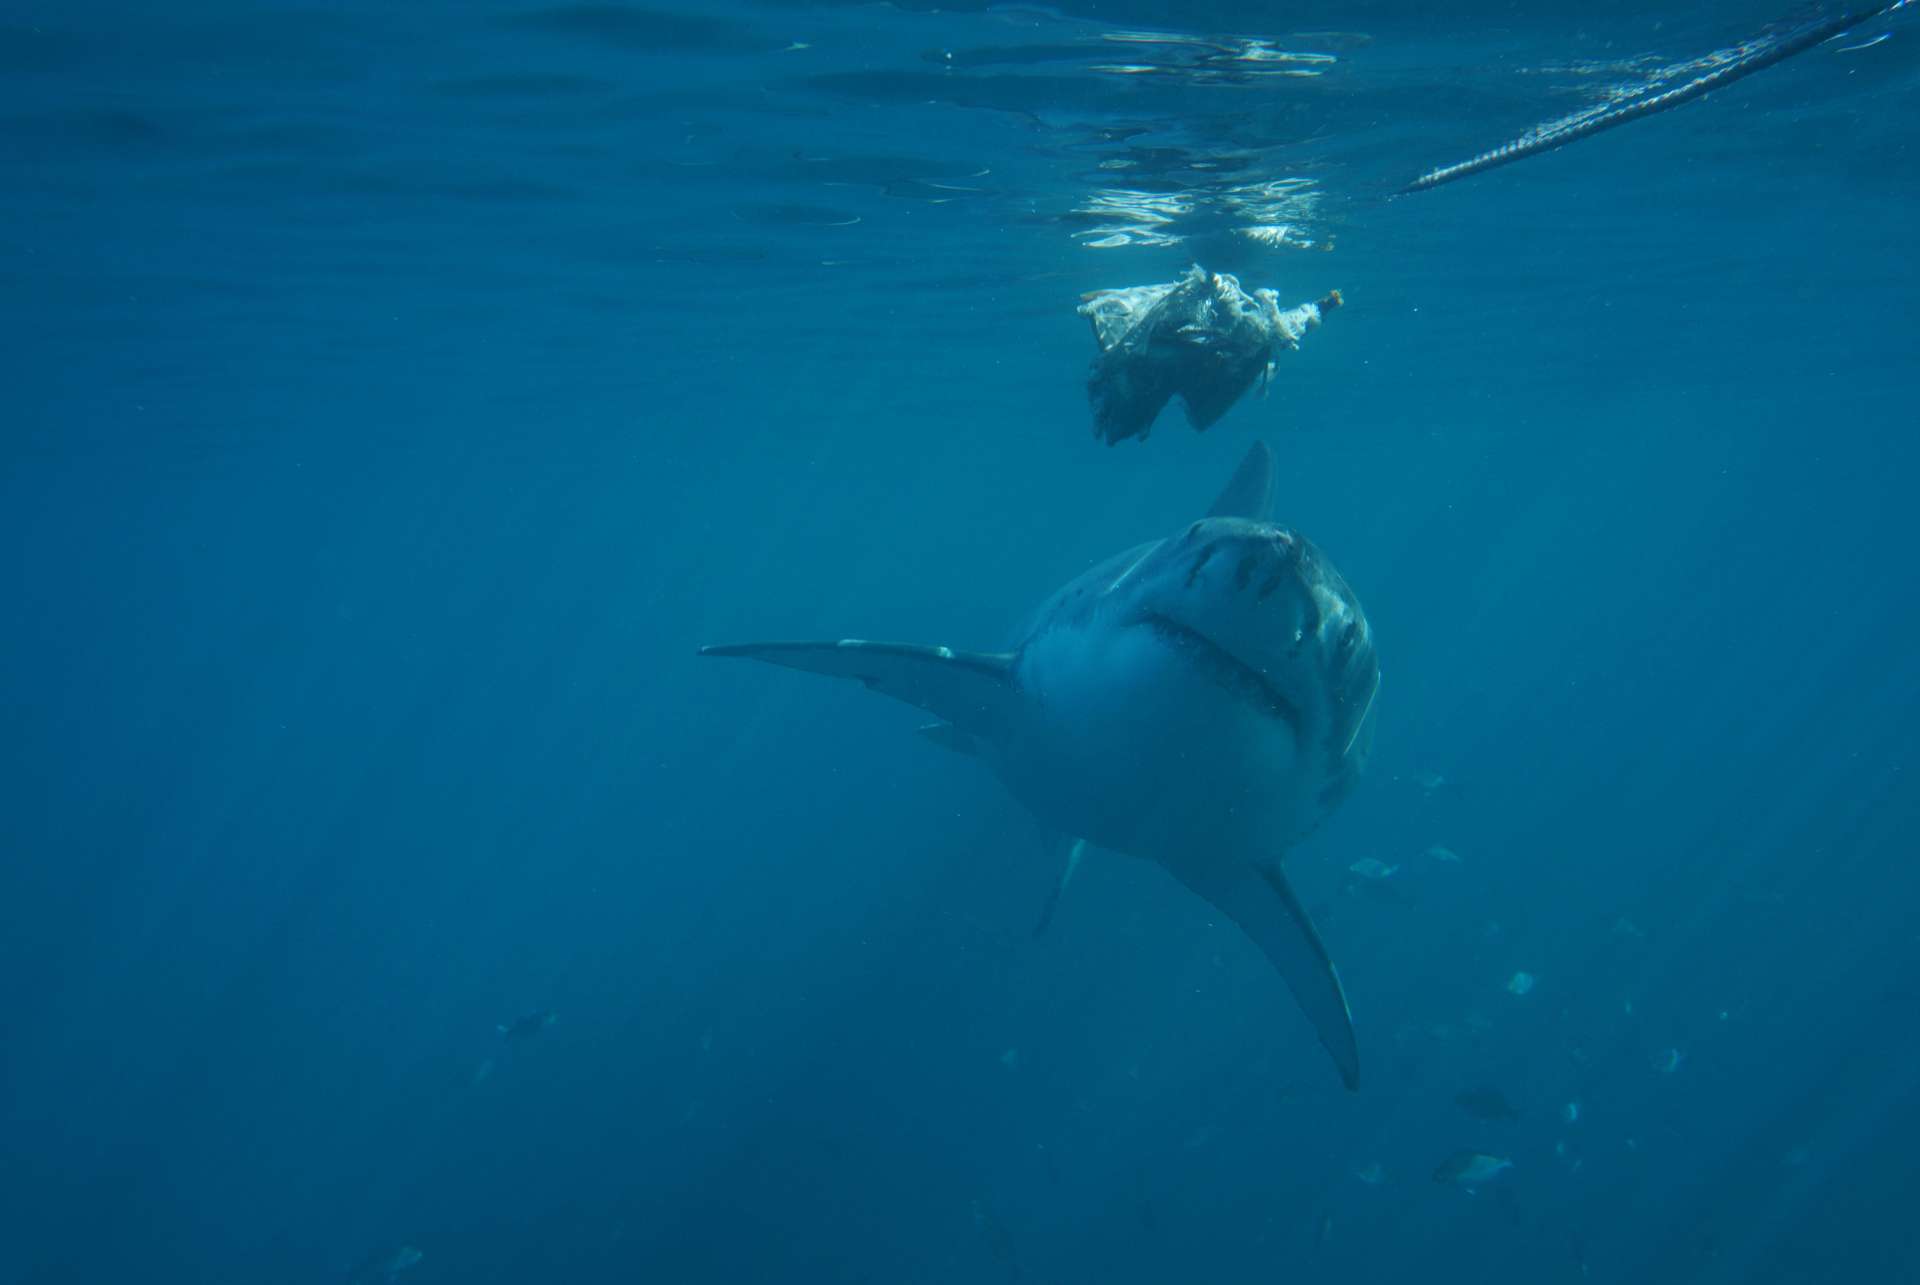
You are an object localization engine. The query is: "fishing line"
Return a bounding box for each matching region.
[1398,1,1910,195]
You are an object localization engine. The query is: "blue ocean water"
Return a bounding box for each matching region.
[4,2,1917,1281]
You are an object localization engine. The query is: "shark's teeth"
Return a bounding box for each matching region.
[1135,612,1305,742]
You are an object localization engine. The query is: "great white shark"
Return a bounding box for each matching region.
[700,443,1380,1089]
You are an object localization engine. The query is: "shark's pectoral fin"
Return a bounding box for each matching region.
[1032,836,1087,937]
[699,641,1017,738]
[1205,441,1275,522]
[1170,859,1360,1091]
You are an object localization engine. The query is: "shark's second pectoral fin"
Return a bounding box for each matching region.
[1031,836,1087,937]
[699,640,1017,738]
[917,721,979,755]
[1170,859,1360,1091]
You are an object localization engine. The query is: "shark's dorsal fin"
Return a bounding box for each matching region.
[700,640,1016,738]
[1167,858,1360,1090]
[1206,441,1275,521]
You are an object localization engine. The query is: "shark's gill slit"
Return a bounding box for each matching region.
[1342,668,1382,759]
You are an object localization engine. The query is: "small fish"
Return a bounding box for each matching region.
[1433,1152,1512,1187]
[347,1245,423,1284]
[497,1010,558,1044]
[971,1199,1019,1271]
[1424,844,1461,864]
[999,1047,1021,1071]
[1409,770,1452,796]
[1455,1085,1522,1122]
[1570,1232,1592,1277]
[1653,1047,1685,1073]
[1506,971,1536,996]
[1354,1162,1386,1185]
[1563,1101,1581,1124]
[1613,916,1646,939]
[1342,857,1411,905]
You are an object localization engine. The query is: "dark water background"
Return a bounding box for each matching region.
[4,2,1918,1282]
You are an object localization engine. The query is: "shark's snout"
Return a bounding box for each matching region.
[1119,516,1376,756]
[1150,519,1323,645]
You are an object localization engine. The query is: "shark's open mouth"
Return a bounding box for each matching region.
[1137,612,1305,742]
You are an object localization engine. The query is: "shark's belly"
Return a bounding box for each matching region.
[999,623,1319,862]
